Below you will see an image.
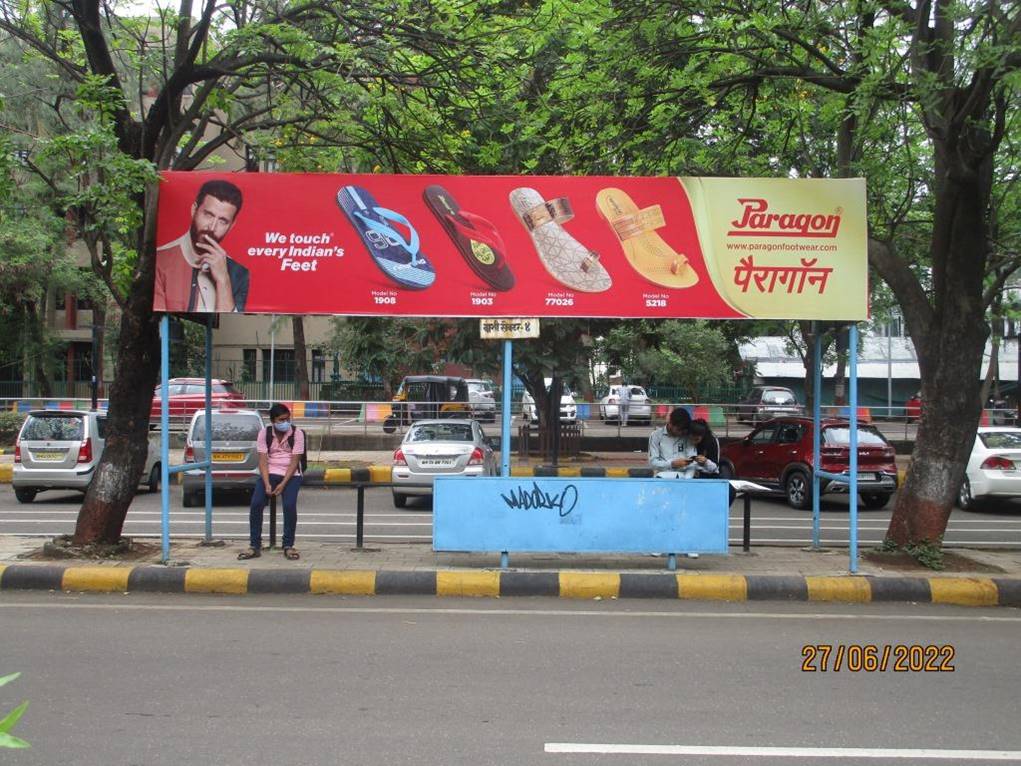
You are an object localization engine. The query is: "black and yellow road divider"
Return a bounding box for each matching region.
[0,464,654,486]
[0,565,1017,607]
[311,465,656,485]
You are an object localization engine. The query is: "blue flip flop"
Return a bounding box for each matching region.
[337,185,436,290]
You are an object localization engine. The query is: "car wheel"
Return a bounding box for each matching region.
[785,470,811,510]
[382,417,397,434]
[14,487,37,504]
[147,463,161,493]
[718,462,735,480]
[182,491,198,508]
[860,493,891,510]
[957,477,976,510]
[393,492,408,509]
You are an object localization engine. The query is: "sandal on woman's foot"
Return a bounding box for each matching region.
[283,547,300,560]
[237,547,260,560]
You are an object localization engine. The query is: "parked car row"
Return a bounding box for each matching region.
[14,406,1021,513]
[147,376,815,428]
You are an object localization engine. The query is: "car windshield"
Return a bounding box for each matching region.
[822,426,888,446]
[629,387,645,397]
[980,431,1021,449]
[21,415,85,441]
[212,383,236,394]
[409,424,474,442]
[764,390,796,404]
[192,414,263,441]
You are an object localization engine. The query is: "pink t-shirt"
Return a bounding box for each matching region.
[258,427,305,476]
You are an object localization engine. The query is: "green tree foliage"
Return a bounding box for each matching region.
[637,321,732,402]
[0,0,534,544]
[578,0,1020,553]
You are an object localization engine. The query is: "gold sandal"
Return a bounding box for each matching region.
[595,187,698,289]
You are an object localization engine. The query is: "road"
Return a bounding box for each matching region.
[2,593,1019,765]
[3,483,1020,548]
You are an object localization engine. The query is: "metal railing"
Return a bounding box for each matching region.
[2,396,1015,442]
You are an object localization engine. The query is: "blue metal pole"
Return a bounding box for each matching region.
[812,323,821,549]
[501,339,513,477]
[849,323,859,573]
[204,320,213,543]
[160,316,171,564]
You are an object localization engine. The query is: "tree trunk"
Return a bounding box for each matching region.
[292,316,309,400]
[25,300,53,398]
[94,301,107,398]
[73,188,161,545]
[885,169,990,547]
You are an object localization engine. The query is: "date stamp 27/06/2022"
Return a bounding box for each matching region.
[801,644,955,673]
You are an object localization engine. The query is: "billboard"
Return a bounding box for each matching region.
[154,172,867,320]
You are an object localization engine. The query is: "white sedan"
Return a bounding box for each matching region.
[521,389,577,422]
[391,419,498,507]
[958,427,1021,510]
[599,385,652,424]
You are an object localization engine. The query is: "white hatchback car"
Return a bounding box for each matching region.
[958,427,1021,509]
[599,385,652,424]
[391,419,498,507]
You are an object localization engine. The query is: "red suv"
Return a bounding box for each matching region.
[720,417,898,509]
[150,378,246,420]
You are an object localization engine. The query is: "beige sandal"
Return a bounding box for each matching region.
[510,188,612,293]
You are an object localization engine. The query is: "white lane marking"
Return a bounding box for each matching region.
[730,537,1021,546]
[544,743,1021,760]
[0,520,432,527]
[1,602,1018,622]
[0,511,434,519]
[736,519,1021,525]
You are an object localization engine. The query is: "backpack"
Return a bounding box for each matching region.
[265,425,307,473]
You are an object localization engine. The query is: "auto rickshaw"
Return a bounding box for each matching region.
[383,376,471,433]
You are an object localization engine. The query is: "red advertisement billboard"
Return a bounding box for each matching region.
[154,171,867,320]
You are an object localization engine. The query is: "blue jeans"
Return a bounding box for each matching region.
[249,474,301,549]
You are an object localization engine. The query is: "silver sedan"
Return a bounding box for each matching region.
[391,419,498,507]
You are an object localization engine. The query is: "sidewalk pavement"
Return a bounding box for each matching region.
[1,533,1017,607]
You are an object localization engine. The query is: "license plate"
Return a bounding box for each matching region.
[420,459,454,467]
[33,451,64,461]
[857,472,875,481]
[212,452,245,462]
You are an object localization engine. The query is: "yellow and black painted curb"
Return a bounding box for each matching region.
[0,465,652,485]
[0,465,911,485]
[0,565,1017,607]
[316,465,655,485]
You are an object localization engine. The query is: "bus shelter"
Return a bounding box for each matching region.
[155,172,869,570]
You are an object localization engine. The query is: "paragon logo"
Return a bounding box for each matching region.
[729,198,842,238]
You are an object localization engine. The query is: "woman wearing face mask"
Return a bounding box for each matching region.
[239,403,305,561]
